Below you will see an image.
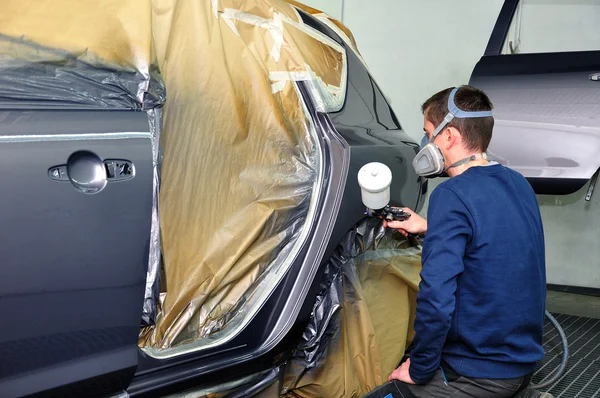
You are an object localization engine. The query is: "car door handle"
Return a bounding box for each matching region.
[590,73,600,81]
[49,150,135,194]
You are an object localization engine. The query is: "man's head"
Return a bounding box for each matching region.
[422,85,494,159]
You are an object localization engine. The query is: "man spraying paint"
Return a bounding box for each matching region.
[386,85,550,398]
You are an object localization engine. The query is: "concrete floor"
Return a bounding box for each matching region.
[546,290,600,319]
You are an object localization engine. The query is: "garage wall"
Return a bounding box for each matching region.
[301,0,503,140]
[300,0,600,289]
[303,0,343,20]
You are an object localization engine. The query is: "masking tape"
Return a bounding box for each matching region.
[216,2,348,113]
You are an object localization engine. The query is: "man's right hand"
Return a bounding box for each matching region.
[384,208,427,237]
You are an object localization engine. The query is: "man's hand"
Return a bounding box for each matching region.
[384,208,427,237]
[388,358,416,384]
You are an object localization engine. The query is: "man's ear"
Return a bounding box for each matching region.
[444,126,460,149]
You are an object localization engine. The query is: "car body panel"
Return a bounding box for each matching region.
[128,10,423,396]
[0,7,423,398]
[469,0,600,195]
[0,110,153,398]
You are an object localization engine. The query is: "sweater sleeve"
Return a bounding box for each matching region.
[408,186,472,384]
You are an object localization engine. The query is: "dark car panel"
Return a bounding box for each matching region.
[0,110,153,397]
[128,10,423,396]
[469,0,600,195]
[0,8,423,398]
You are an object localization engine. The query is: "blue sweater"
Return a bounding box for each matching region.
[409,163,546,383]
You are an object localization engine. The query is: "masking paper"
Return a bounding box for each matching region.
[0,0,348,350]
[281,218,422,398]
[0,3,420,391]
[0,0,164,110]
[141,0,348,351]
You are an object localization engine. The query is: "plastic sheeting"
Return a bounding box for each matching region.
[1,0,366,358]
[0,1,164,110]
[139,0,350,352]
[281,218,423,398]
[143,107,164,326]
[0,0,165,326]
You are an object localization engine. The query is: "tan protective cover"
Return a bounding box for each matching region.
[282,232,422,398]
[2,2,422,395]
[142,0,350,350]
[0,0,154,70]
[1,0,348,351]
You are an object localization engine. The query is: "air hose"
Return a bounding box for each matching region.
[529,310,569,390]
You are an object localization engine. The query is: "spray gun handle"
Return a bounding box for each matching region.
[366,205,411,222]
[385,205,411,222]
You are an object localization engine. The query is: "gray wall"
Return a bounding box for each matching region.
[301,0,600,289]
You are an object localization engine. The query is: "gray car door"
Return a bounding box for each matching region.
[469,0,600,196]
[0,109,153,397]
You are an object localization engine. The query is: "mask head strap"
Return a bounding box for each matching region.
[429,87,493,142]
[444,152,488,172]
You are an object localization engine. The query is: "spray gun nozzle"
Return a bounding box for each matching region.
[366,205,411,222]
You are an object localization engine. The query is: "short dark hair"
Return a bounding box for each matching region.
[421,85,494,152]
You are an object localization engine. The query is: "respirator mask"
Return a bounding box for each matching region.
[412,87,493,178]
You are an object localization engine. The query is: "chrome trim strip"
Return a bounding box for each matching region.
[0,132,151,143]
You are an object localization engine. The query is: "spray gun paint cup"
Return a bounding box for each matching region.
[358,162,392,210]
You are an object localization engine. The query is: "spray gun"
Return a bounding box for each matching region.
[358,162,411,222]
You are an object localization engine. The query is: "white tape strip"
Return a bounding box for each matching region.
[221,11,241,37]
[212,0,219,18]
[270,12,284,62]
[270,70,312,94]
[217,4,349,112]
[271,80,288,94]
[221,8,284,62]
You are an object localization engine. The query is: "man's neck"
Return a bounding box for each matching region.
[446,152,488,178]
